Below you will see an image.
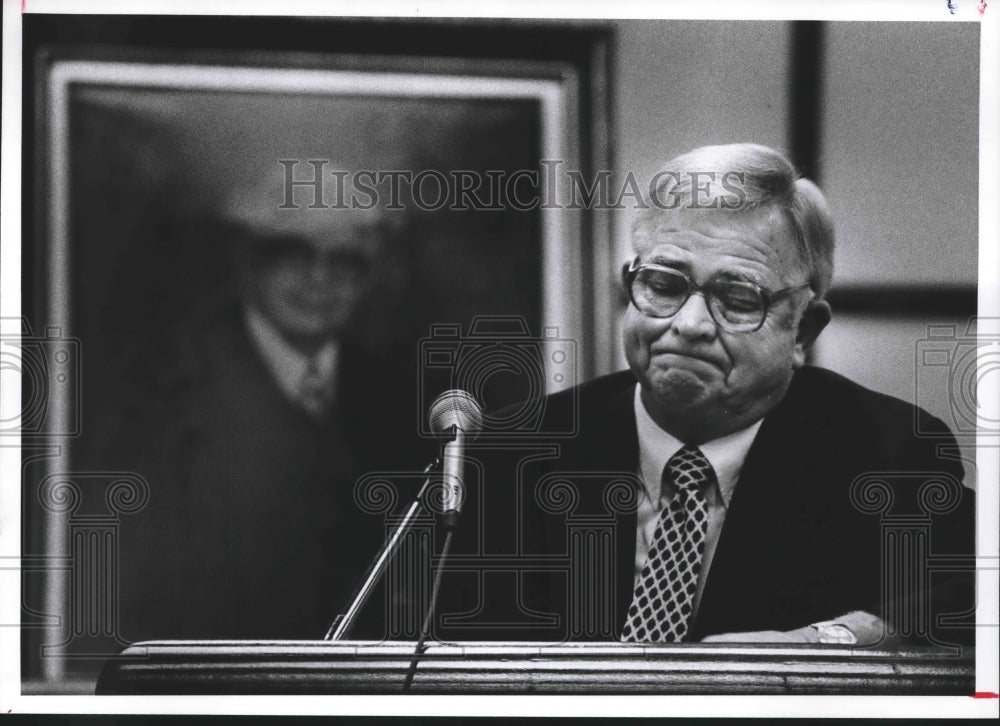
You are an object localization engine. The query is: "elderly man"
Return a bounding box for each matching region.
[455,143,974,647]
[94,165,418,642]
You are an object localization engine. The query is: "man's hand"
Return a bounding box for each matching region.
[701,626,821,644]
[700,611,890,645]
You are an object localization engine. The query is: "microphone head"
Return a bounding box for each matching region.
[428,389,484,440]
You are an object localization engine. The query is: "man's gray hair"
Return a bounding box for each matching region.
[633,143,835,298]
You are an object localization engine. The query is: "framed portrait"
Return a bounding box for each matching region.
[22,18,613,692]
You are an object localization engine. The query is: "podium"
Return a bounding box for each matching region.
[96,641,974,695]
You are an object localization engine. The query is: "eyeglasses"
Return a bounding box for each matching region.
[622,257,812,333]
[251,237,371,278]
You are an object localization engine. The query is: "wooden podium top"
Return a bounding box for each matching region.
[96,640,974,695]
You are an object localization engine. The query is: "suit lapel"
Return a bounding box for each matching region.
[690,371,828,638]
[558,374,640,639]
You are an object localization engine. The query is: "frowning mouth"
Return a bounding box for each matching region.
[650,350,725,372]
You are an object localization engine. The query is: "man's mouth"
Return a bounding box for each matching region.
[287,294,340,310]
[651,349,722,369]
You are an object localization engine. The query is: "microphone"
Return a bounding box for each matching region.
[427,389,484,529]
[327,391,482,644]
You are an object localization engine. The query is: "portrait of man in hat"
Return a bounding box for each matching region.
[88,163,418,642]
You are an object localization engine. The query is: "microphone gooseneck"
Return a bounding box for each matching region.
[327,389,486,692]
[401,390,484,691]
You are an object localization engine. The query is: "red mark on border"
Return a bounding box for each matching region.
[972,691,999,698]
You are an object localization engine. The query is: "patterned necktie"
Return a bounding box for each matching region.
[621,445,712,643]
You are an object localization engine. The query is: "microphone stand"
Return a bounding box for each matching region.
[399,418,473,691]
[324,458,440,641]
[401,504,459,692]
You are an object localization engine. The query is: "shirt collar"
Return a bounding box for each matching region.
[245,306,339,403]
[633,383,763,508]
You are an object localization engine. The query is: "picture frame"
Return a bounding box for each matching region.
[23,19,614,692]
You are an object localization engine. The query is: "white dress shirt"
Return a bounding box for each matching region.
[245,306,339,412]
[633,384,763,616]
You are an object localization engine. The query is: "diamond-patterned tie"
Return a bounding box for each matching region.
[621,445,712,643]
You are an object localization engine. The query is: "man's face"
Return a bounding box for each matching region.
[245,230,374,347]
[623,207,821,442]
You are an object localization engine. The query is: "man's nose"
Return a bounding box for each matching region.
[669,291,718,339]
[305,261,336,285]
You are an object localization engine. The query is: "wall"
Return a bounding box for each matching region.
[612,19,792,268]
[814,22,979,486]
[820,21,978,287]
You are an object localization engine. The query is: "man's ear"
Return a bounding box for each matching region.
[792,298,832,368]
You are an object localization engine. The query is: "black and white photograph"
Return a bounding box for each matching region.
[0,0,997,718]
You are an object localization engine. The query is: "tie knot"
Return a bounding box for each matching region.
[664,445,713,497]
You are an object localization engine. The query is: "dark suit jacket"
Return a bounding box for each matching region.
[84,302,431,642]
[440,366,974,646]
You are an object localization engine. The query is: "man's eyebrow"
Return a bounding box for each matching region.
[646,254,688,269]
[712,269,761,284]
[642,254,772,286]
